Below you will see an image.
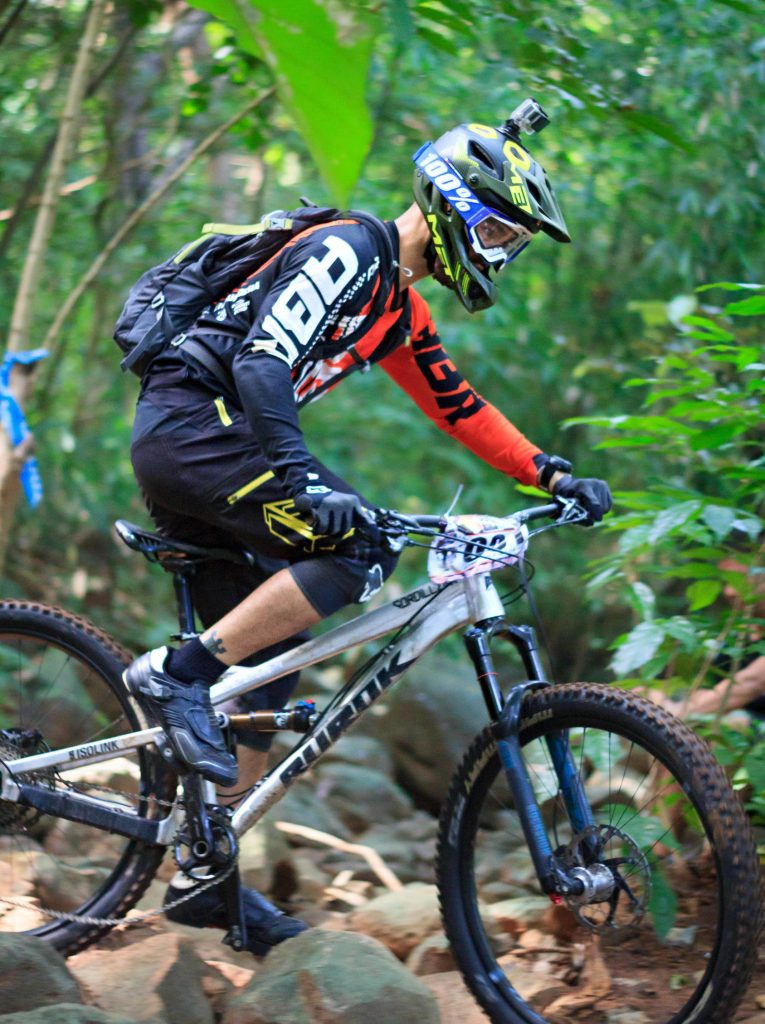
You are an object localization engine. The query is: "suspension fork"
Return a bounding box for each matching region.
[463,620,594,895]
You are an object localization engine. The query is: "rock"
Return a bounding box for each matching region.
[605,1013,652,1024]
[222,929,439,1024]
[345,882,442,959]
[419,972,488,1024]
[406,932,456,975]
[367,651,489,808]
[0,1006,138,1024]
[313,762,414,834]
[68,932,213,1024]
[320,735,394,775]
[203,960,255,990]
[263,779,352,841]
[0,933,83,1012]
[487,895,552,935]
[290,853,331,901]
[237,818,297,899]
[663,925,697,947]
[357,811,437,884]
[496,957,568,1006]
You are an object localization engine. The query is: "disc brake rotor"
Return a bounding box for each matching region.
[556,823,651,933]
[0,729,55,833]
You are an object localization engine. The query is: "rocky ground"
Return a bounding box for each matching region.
[1,652,764,1023]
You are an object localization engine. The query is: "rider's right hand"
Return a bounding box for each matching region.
[294,489,363,537]
[552,475,613,524]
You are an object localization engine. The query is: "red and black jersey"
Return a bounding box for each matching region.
[163,218,540,499]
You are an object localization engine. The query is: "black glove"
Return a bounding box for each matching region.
[553,475,613,523]
[294,490,363,537]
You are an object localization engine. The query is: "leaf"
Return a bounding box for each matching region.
[648,501,701,544]
[686,580,722,611]
[713,0,761,14]
[680,315,734,341]
[724,295,765,316]
[731,515,764,541]
[187,0,377,203]
[630,581,656,621]
[611,621,667,675]
[617,108,693,152]
[743,750,765,792]
[695,281,763,292]
[701,504,737,540]
[689,422,749,450]
[647,860,678,939]
[663,617,699,648]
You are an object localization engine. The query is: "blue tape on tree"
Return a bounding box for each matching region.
[0,349,48,508]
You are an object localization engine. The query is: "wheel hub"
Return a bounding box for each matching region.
[0,728,55,833]
[556,823,651,932]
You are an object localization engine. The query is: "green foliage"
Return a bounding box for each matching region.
[574,285,763,700]
[184,0,378,204]
[2,0,765,673]
[698,718,765,824]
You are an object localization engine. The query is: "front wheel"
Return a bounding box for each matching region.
[437,683,762,1024]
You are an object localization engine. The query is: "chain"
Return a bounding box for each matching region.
[0,856,237,928]
[0,774,238,929]
[63,777,177,810]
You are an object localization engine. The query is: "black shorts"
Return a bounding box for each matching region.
[130,371,399,748]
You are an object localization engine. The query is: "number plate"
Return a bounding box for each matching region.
[427,515,528,584]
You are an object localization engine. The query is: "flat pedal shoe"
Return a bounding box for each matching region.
[124,647,238,788]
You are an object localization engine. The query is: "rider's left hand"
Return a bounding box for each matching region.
[552,475,613,524]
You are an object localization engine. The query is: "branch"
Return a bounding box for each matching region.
[0,18,138,263]
[6,0,108,358]
[40,86,274,355]
[0,0,26,49]
[273,820,403,892]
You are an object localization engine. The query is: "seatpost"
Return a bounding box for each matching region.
[172,571,199,643]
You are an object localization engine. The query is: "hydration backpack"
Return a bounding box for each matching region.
[113,205,393,379]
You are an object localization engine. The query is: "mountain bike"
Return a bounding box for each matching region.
[0,498,760,1024]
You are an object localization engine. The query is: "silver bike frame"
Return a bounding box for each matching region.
[0,573,505,843]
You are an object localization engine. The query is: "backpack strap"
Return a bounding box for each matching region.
[178,336,232,390]
[345,210,399,316]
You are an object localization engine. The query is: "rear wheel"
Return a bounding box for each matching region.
[437,683,762,1024]
[0,601,175,954]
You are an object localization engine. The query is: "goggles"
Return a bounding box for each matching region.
[413,142,533,267]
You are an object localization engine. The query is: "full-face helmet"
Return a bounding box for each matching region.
[413,98,570,313]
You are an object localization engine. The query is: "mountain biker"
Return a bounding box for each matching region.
[122,107,613,954]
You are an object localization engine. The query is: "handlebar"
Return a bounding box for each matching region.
[294,493,589,538]
[371,497,587,537]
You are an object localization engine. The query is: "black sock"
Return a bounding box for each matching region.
[166,637,227,686]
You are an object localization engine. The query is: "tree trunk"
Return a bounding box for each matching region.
[0,0,107,574]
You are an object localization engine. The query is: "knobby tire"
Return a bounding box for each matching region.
[436,683,762,1024]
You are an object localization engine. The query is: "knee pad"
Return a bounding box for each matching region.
[290,541,400,618]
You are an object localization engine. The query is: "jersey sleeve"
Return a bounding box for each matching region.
[379,289,541,486]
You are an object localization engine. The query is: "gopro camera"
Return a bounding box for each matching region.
[501,98,550,139]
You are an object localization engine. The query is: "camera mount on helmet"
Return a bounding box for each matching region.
[500,98,550,141]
